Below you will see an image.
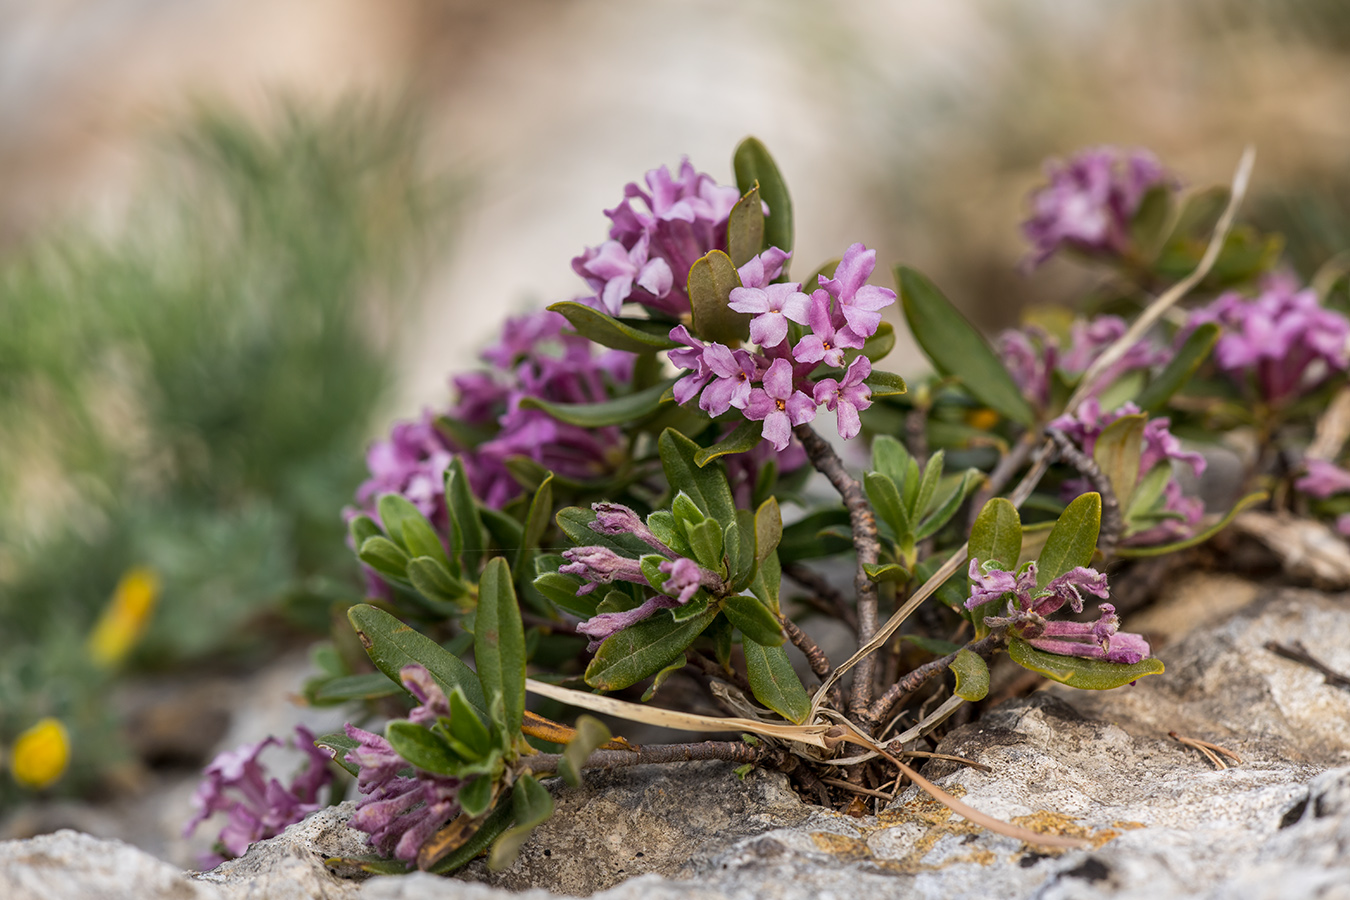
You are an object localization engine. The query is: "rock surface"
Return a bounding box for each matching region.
[3,583,1350,900]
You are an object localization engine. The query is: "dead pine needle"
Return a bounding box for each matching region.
[1169,731,1243,770]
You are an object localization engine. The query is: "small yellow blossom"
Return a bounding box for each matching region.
[10,718,70,790]
[87,567,160,667]
[966,408,1002,432]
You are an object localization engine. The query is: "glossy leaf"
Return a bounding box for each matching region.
[722,594,784,647]
[1007,637,1165,689]
[445,457,485,574]
[865,369,907,398]
[898,266,1037,427]
[475,557,527,737]
[861,321,895,364]
[1136,322,1220,413]
[864,472,910,539]
[725,510,757,592]
[513,473,554,584]
[1125,463,1173,521]
[743,641,810,723]
[1092,415,1146,511]
[518,378,676,428]
[386,720,459,776]
[459,775,495,818]
[313,730,361,778]
[968,498,1023,571]
[915,470,981,541]
[949,648,990,701]
[584,607,718,691]
[870,435,910,485]
[659,429,737,525]
[748,546,781,613]
[863,562,909,582]
[348,604,487,714]
[547,300,679,352]
[693,420,763,467]
[688,249,749,344]
[488,774,555,871]
[733,137,793,266]
[914,450,946,518]
[358,536,409,581]
[728,184,765,267]
[1035,492,1102,589]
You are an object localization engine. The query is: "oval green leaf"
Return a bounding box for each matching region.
[348,604,487,714]
[547,300,679,353]
[733,137,793,267]
[722,594,784,647]
[969,497,1023,571]
[475,557,527,737]
[743,641,810,723]
[518,378,676,428]
[584,607,718,691]
[688,249,749,345]
[1035,492,1102,589]
[865,369,907,398]
[1092,415,1147,512]
[693,420,763,466]
[386,720,460,776]
[949,648,990,701]
[658,429,737,525]
[728,184,765,267]
[1007,637,1165,689]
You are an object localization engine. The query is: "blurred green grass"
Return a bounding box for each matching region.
[0,97,453,802]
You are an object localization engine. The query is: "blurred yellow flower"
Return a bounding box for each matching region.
[965,408,1002,432]
[10,718,70,790]
[87,567,160,667]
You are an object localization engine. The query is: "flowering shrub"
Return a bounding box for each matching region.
[189,138,1350,873]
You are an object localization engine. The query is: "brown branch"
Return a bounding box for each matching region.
[780,615,832,681]
[793,423,881,720]
[783,562,858,631]
[1265,640,1350,690]
[967,430,1039,530]
[522,740,783,776]
[1046,426,1124,557]
[866,632,1005,726]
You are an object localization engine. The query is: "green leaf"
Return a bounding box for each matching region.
[693,419,763,466]
[378,493,451,571]
[725,511,757,592]
[865,369,907,398]
[861,321,895,363]
[1007,637,1165,689]
[407,557,470,608]
[446,457,486,574]
[479,505,523,553]
[949,648,990,701]
[488,774,555,871]
[968,498,1023,571]
[870,435,910,484]
[728,184,765,267]
[348,514,382,549]
[1125,463,1173,521]
[658,429,737,525]
[313,672,403,704]
[1092,415,1146,511]
[533,571,596,619]
[585,607,718,691]
[722,594,784,646]
[1035,492,1101,589]
[864,472,910,539]
[475,558,527,738]
[685,518,725,571]
[777,508,852,562]
[641,654,688,702]
[1136,322,1220,413]
[518,378,676,428]
[863,562,910,582]
[514,473,554,584]
[459,775,495,818]
[743,641,810,723]
[313,730,361,777]
[914,450,946,518]
[547,300,679,353]
[671,491,707,529]
[1117,490,1267,558]
[387,720,460,776]
[668,592,710,622]
[555,507,651,557]
[688,249,749,344]
[708,613,733,668]
[358,536,409,581]
[426,801,515,875]
[733,137,793,268]
[748,546,781,613]
[754,497,782,568]
[559,715,612,786]
[898,266,1037,427]
[1130,184,1173,259]
[446,689,494,760]
[915,470,981,541]
[348,604,487,714]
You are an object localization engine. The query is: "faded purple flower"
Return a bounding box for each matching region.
[728,282,811,348]
[657,557,704,605]
[793,290,865,368]
[1187,274,1350,405]
[575,594,682,650]
[745,358,817,451]
[590,502,678,558]
[343,724,461,864]
[185,726,333,868]
[1297,459,1350,499]
[1021,146,1168,268]
[400,665,451,727]
[1023,603,1151,664]
[813,356,872,440]
[700,344,761,416]
[818,243,896,338]
[559,546,646,594]
[1050,398,1206,480]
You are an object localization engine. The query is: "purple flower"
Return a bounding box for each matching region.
[668,325,712,405]
[575,593,682,650]
[700,344,761,416]
[1021,146,1168,268]
[356,412,454,528]
[343,724,461,864]
[997,327,1056,412]
[559,546,646,594]
[964,559,1037,610]
[1121,480,1205,547]
[812,356,872,440]
[793,290,865,368]
[589,501,678,558]
[574,236,674,315]
[1187,275,1350,405]
[1023,603,1151,664]
[1050,398,1205,479]
[728,282,811,348]
[818,243,895,339]
[400,665,451,726]
[1297,459,1350,499]
[658,557,704,605]
[184,726,334,868]
[745,358,817,451]
[737,247,791,289]
[963,559,1107,616]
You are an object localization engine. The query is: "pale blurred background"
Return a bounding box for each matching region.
[4,0,1350,864]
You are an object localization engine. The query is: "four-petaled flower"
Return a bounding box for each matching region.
[728,282,811,347]
[745,358,817,451]
[700,344,761,416]
[793,291,865,368]
[819,243,896,338]
[813,356,873,440]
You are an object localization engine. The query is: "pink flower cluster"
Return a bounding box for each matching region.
[669,242,894,450]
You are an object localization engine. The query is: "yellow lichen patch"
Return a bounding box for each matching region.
[9,718,70,790]
[1010,811,1126,852]
[809,831,872,862]
[87,567,160,667]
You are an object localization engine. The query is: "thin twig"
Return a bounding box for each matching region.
[780,614,833,681]
[793,423,881,719]
[866,632,1005,725]
[898,750,992,774]
[783,562,858,631]
[521,740,783,776]
[821,776,894,799]
[968,430,1039,530]
[1169,731,1242,770]
[1046,427,1124,556]
[1265,640,1350,689]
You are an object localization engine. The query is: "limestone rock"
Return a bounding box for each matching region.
[0,829,224,900]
